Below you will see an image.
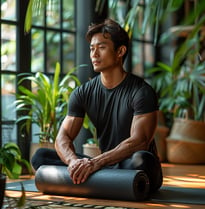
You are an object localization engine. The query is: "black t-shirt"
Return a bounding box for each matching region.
[68,73,158,153]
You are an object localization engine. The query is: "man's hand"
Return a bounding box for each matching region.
[68,158,98,184]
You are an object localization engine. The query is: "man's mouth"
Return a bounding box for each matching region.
[92,60,100,65]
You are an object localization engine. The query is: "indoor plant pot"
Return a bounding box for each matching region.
[166,118,205,164]
[83,116,101,157]
[83,143,101,158]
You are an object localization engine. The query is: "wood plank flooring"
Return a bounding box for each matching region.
[5,163,205,209]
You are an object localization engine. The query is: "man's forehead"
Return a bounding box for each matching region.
[90,33,112,45]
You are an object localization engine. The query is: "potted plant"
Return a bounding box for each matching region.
[148,19,205,163]
[83,115,101,158]
[0,142,31,208]
[14,62,81,158]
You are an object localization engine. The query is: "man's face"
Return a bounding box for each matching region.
[90,33,119,73]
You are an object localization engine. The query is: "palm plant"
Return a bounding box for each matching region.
[14,62,81,143]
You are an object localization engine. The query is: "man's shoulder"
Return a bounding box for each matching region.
[125,73,145,87]
[82,74,100,87]
[76,74,100,94]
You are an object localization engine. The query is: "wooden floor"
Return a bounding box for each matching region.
[5,163,205,209]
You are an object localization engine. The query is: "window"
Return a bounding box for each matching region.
[1,0,17,146]
[31,0,75,73]
[108,0,156,77]
[0,0,76,149]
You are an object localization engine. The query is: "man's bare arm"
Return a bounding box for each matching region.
[92,111,158,167]
[55,115,84,165]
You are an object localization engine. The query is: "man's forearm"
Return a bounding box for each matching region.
[55,137,78,165]
[92,136,148,168]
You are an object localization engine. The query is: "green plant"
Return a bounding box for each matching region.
[148,20,205,121]
[83,115,98,145]
[14,62,81,143]
[0,142,32,179]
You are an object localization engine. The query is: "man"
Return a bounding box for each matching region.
[31,19,163,193]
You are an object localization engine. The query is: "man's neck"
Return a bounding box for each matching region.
[100,68,127,89]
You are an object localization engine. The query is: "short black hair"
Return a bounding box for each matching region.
[86,19,130,62]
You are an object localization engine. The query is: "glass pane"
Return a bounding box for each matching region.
[63,33,74,73]
[132,6,144,40]
[108,0,127,25]
[47,0,60,28]
[2,123,16,145]
[1,24,16,71]
[144,43,154,70]
[1,74,16,121]
[132,42,143,76]
[1,0,16,20]
[47,31,60,72]
[63,0,75,30]
[31,28,44,72]
[144,23,153,42]
[32,8,44,27]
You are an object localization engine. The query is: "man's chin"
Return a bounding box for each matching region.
[93,67,101,73]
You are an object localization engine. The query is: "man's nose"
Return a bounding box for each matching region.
[92,49,99,57]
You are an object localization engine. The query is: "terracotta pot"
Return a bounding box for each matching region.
[0,174,6,208]
[166,118,205,164]
[83,144,101,158]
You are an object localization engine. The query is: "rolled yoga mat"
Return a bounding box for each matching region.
[35,165,150,201]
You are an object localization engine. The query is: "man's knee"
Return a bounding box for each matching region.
[131,151,163,192]
[31,148,48,170]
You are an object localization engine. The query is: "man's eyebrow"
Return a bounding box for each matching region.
[90,42,107,47]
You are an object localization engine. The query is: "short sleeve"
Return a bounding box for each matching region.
[68,87,85,117]
[132,83,158,115]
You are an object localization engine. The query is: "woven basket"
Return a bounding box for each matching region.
[169,118,205,142]
[166,118,205,164]
[166,138,205,164]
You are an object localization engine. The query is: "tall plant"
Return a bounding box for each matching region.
[14,62,81,143]
[148,16,205,121]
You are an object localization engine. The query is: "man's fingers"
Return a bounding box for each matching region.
[76,163,93,184]
[68,158,93,184]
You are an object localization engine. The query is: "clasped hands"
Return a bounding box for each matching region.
[68,158,98,184]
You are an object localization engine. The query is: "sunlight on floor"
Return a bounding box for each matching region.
[162,163,205,188]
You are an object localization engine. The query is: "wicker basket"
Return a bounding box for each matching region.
[166,138,205,164]
[166,118,205,164]
[169,118,205,142]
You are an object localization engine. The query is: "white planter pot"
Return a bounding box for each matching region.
[83,144,101,158]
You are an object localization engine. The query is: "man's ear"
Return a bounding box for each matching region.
[117,45,127,57]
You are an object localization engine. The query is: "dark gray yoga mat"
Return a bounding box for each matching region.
[6,177,205,205]
[35,165,150,201]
